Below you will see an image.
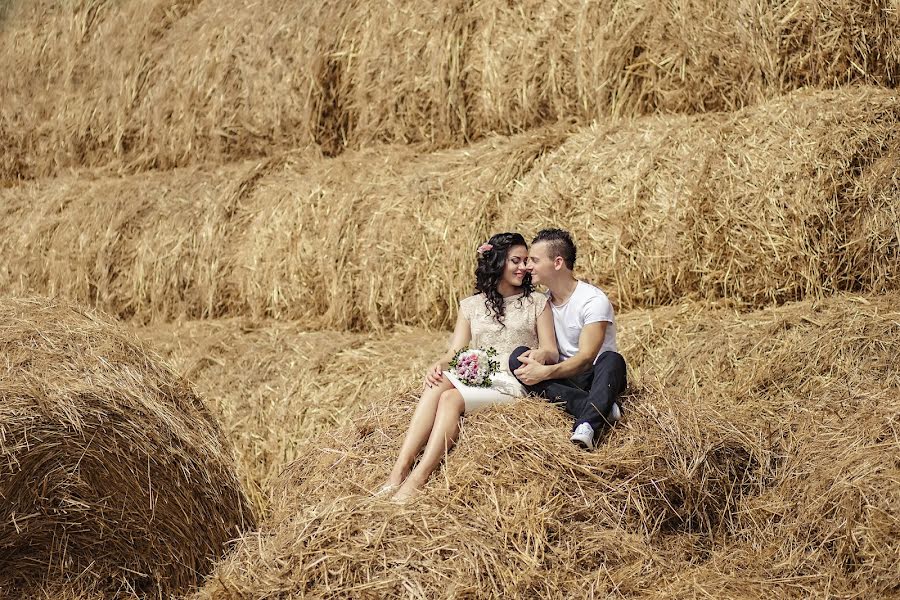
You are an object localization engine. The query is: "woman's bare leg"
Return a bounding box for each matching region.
[393,388,465,502]
[384,378,454,488]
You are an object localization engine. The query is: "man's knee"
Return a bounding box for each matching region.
[593,351,627,392]
[508,345,531,377]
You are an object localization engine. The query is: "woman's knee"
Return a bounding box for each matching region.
[439,389,465,413]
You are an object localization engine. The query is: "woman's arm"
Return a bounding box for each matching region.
[425,310,472,387]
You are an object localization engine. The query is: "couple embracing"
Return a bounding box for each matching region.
[384,229,628,502]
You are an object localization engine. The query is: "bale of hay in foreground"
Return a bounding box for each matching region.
[0,298,254,597]
[194,293,899,599]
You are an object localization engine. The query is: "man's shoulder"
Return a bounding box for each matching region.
[574,280,610,303]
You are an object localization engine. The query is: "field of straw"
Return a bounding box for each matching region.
[1,0,898,598]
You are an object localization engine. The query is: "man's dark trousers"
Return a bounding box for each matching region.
[509,346,627,432]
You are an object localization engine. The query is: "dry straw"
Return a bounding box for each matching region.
[0,125,568,329]
[498,85,900,310]
[0,298,254,598]
[2,87,898,329]
[2,0,900,180]
[193,292,899,599]
[134,319,447,516]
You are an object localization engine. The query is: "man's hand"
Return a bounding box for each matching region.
[519,348,554,365]
[514,355,552,386]
[424,361,444,388]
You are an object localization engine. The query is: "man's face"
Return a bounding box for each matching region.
[526,241,556,285]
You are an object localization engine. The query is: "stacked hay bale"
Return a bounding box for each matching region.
[0,298,254,597]
[192,293,900,599]
[0,126,568,328]
[2,0,900,180]
[2,87,897,328]
[496,85,900,309]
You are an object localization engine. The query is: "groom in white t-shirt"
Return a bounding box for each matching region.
[510,229,627,450]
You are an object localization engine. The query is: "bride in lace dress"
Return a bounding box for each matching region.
[384,232,558,502]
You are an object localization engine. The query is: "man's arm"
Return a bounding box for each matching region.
[515,321,607,385]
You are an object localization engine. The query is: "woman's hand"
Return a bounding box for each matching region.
[518,348,556,365]
[424,361,445,388]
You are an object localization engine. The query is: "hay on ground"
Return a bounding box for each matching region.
[134,320,447,516]
[194,293,899,599]
[498,85,900,310]
[0,298,254,598]
[3,0,900,179]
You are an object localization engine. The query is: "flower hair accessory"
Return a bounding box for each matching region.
[476,243,493,255]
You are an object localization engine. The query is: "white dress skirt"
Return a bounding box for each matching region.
[444,366,525,413]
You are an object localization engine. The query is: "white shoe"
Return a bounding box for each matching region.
[570,422,595,450]
[609,402,622,423]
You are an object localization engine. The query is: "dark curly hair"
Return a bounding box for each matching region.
[475,232,533,325]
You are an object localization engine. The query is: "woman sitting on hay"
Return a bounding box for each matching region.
[382,232,559,502]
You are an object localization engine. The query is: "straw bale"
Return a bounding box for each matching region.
[229,126,568,329]
[0,127,566,329]
[3,0,900,179]
[0,0,323,179]
[0,298,254,597]
[194,293,899,598]
[498,85,900,310]
[2,88,897,328]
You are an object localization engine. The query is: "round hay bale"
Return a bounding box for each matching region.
[0,298,255,597]
[195,293,899,598]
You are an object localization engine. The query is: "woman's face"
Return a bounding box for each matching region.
[503,245,529,289]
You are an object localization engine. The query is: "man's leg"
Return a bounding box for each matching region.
[575,351,627,431]
[509,346,591,430]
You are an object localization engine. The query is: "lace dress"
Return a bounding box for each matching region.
[445,292,547,412]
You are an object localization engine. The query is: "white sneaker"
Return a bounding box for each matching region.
[570,422,595,450]
[609,402,622,423]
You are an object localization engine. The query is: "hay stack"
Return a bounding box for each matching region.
[194,293,899,598]
[0,126,566,328]
[499,85,900,309]
[3,0,900,179]
[0,298,254,597]
[3,87,898,326]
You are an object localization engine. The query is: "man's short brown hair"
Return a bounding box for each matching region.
[532,228,576,270]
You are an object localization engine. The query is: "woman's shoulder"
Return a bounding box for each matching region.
[459,293,484,315]
[520,291,549,307]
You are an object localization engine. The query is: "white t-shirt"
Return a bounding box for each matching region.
[549,281,617,365]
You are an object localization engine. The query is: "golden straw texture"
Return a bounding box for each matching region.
[497,86,900,309]
[0,126,568,328]
[2,88,898,327]
[2,0,900,179]
[0,298,254,598]
[192,293,899,599]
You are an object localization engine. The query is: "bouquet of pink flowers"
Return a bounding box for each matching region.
[449,347,500,387]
